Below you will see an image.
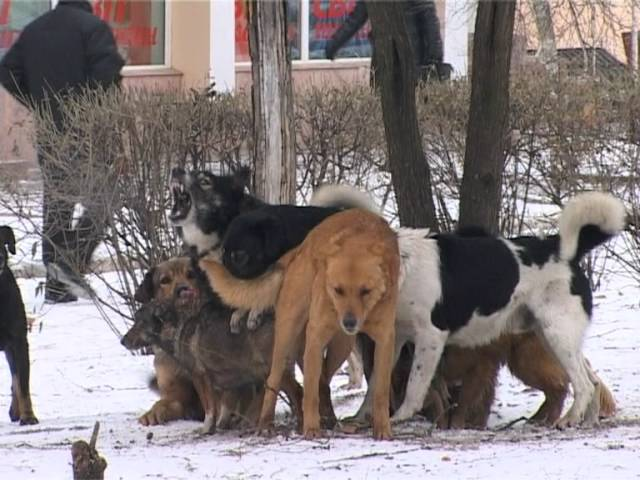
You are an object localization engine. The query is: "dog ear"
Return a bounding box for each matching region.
[134,268,156,304]
[0,226,16,255]
[232,166,252,192]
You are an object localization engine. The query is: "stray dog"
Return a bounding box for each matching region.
[126,258,204,426]
[123,258,303,433]
[169,167,263,255]
[0,226,38,425]
[338,192,625,428]
[200,209,401,440]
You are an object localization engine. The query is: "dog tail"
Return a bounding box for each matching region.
[198,255,286,311]
[598,380,617,418]
[310,184,380,214]
[558,192,626,262]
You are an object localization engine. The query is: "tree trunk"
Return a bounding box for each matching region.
[248,0,296,204]
[458,1,516,233]
[366,1,438,230]
[530,0,558,75]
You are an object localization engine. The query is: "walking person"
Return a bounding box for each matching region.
[325,0,452,85]
[0,0,124,303]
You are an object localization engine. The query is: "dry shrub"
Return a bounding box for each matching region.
[2,73,639,326]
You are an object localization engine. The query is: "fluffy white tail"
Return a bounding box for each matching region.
[558,192,626,262]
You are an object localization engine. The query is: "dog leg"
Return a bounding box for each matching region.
[348,333,407,425]
[365,315,395,440]
[258,300,308,432]
[534,301,594,428]
[392,327,448,423]
[246,309,264,331]
[346,351,364,390]
[280,369,304,430]
[5,341,38,425]
[230,309,248,334]
[302,315,338,439]
[318,335,354,429]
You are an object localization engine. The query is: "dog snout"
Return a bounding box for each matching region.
[175,283,193,299]
[341,312,358,334]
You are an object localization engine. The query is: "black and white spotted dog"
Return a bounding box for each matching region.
[312,188,626,428]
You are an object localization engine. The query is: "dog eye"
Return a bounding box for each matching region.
[334,286,344,296]
[360,288,372,297]
[159,276,171,285]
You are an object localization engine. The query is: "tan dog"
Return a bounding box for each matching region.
[201,209,400,440]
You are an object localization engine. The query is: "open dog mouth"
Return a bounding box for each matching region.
[169,175,192,223]
[175,285,197,304]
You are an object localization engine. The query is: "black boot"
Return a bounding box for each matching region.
[44,277,78,304]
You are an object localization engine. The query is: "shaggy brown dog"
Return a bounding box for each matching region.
[128,258,204,426]
[125,258,303,432]
[386,332,616,429]
[201,209,400,440]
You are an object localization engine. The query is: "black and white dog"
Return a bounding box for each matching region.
[0,226,38,425]
[312,188,626,428]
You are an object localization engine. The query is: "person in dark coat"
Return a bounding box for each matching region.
[0,0,124,303]
[325,0,451,85]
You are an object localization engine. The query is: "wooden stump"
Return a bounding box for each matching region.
[71,421,107,480]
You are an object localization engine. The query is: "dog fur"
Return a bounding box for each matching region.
[123,257,303,433]
[200,208,401,440]
[335,192,625,428]
[168,168,375,334]
[0,226,38,425]
[124,257,204,426]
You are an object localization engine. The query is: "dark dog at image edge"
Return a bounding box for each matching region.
[0,226,38,425]
[122,257,303,433]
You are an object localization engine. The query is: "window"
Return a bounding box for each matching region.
[308,0,371,59]
[93,0,166,66]
[234,0,371,63]
[0,0,50,60]
[235,0,301,62]
[0,0,166,66]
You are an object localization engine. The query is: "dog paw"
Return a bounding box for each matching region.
[19,415,39,426]
[200,414,217,435]
[303,426,323,440]
[9,404,19,422]
[555,414,580,430]
[390,407,414,424]
[246,309,263,331]
[372,420,392,441]
[230,310,246,334]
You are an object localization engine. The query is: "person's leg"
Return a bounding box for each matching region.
[39,153,78,302]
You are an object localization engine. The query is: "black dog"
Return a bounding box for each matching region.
[169,167,264,255]
[0,226,38,425]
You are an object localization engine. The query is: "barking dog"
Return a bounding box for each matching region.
[200,209,401,440]
[0,226,38,425]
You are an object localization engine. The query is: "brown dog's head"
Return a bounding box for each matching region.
[324,242,389,336]
[134,257,202,308]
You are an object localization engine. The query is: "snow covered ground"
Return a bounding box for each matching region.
[0,258,638,479]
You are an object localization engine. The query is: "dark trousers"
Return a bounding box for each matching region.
[39,151,104,274]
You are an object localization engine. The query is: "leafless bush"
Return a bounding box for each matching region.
[2,73,639,327]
